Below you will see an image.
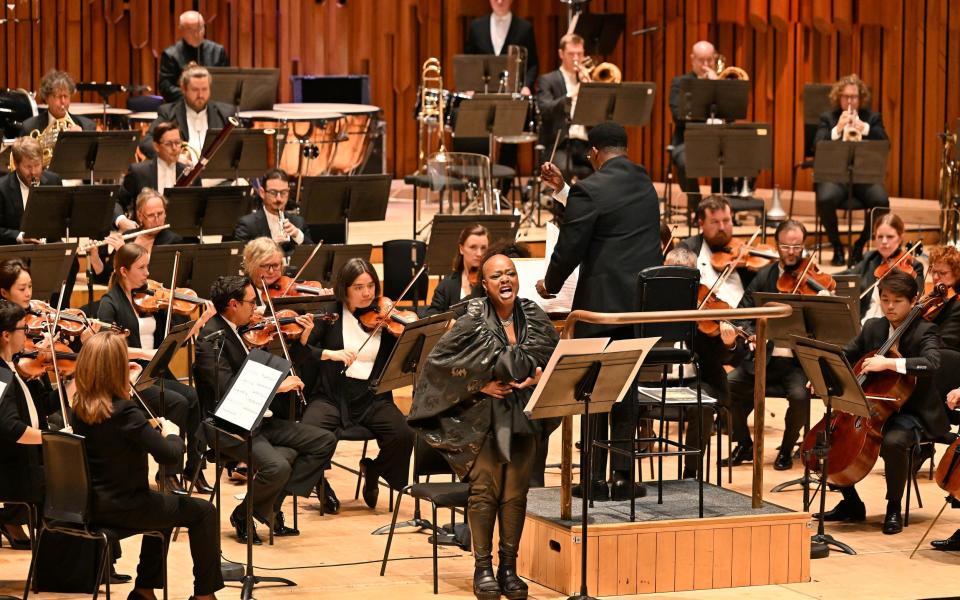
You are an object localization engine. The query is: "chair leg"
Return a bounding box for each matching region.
[431,503,439,594]
[356,440,369,499]
[905,448,913,527]
[24,526,45,600]
[161,533,169,600]
[380,489,406,576]
[97,533,111,600]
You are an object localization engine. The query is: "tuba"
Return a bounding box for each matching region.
[714,55,749,80]
[575,56,622,84]
[417,58,447,172]
[939,128,960,245]
[30,113,75,167]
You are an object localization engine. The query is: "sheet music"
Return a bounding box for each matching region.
[214,360,286,432]
[514,224,577,314]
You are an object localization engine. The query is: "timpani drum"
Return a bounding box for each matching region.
[273,103,381,174]
[238,109,343,176]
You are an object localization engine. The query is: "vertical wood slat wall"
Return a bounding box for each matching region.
[2,0,958,200]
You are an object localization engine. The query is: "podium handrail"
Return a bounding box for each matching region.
[557,302,794,519]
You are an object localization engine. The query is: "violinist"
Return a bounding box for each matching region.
[725,220,813,471]
[844,213,924,322]
[193,275,336,539]
[242,237,293,304]
[815,271,949,534]
[234,169,311,257]
[425,223,489,316]
[97,243,212,495]
[300,258,415,511]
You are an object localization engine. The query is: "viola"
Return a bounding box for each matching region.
[776,257,836,295]
[357,297,419,337]
[133,279,206,315]
[240,309,339,347]
[695,284,749,339]
[16,338,76,380]
[923,286,958,321]
[709,237,778,272]
[26,300,127,336]
[268,275,334,298]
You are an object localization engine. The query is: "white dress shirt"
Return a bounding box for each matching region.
[696,242,745,308]
[5,360,38,428]
[157,158,177,194]
[16,176,29,243]
[490,12,512,55]
[184,106,208,153]
[342,308,380,380]
[559,66,589,142]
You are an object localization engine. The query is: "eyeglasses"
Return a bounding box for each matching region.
[840,94,860,101]
[158,140,183,148]
[779,244,805,252]
[260,262,283,272]
[238,298,257,306]
[263,189,291,199]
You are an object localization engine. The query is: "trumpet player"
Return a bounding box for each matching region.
[234,169,311,257]
[815,74,889,266]
[18,70,95,137]
[0,137,62,245]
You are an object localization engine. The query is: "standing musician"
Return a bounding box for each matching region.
[843,213,924,322]
[425,223,489,316]
[536,33,593,181]
[70,331,223,600]
[536,121,661,500]
[119,121,189,213]
[726,220,818,471]
[410,251,558,600]
[464,0,539,95]
[815,271,949,534]
[158,11,229,104]
[815,74,890,266]
[18,69,96,136]
[193,275,337,540]
[97,244,212,495]
[668,40,719,206]
[234,169,312,257]
[0,137,63,245]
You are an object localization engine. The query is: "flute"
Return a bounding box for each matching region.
[81,224,170,253]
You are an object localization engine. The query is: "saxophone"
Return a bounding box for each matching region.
[29,113,75,167]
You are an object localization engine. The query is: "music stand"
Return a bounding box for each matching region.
[207,67,280,110]
[792,336,866,559]
[164,187,251,239]
[571,13,625,55]
[570,82,656,128]
[210,348,297,599]
[0,243,76,302]
[134,322,194,392]
[48,130,140,182]
[195,127,271,180]
[148,242,245,297]
[22,185,119,241]
[678,79,750,122]
[813,140,890,267]
[452,55,511,93]
[297,175,392,244]
[423,214,519,277]
[288,243,373,287]
[526,337,657,600]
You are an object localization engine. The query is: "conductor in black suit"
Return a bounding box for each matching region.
[142,64,237,160]
[536,121,662,500]
[19,69,96,136]
[158,10,229,103]
[536,33,593,181]
[815,74,889,266]
[464,0,539,94]
[0,137,63,245]
[119,121,188,213]
[234,169,312,256]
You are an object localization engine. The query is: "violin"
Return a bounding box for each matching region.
[26,300,127,337]
[357,297,419,338]
[922,286,958,321]
[709,236,778,272]
[268,275,334,298]
[240,309,339,347]
[874,246,919,281]
[16,338,76,380]
[776,257,836,295]
[133,279,206,315]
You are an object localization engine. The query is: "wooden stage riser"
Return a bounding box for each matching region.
[517,512,811,597]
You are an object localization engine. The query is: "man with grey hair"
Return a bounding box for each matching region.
[158,10,229,103]
[19,69,96,136]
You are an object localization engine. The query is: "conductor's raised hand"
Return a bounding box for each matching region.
[540,162,565,192]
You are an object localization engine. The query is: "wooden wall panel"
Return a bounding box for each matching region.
[1,0,958,199]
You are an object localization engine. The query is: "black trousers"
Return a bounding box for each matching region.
[815,182,889,249]
[529,417,561,488]
[841,424,917,511]
[92,492,223,596]
[139,378,202,475]
[302,399,414,491]
[727,356,810,451]
[586,326,636,480]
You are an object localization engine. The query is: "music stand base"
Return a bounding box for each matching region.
[811,533,856,558]
[567,594,599,600]
[240,574,296,600]
[771,473,820,493]
[222,561,245,581]
[372,517,433,536]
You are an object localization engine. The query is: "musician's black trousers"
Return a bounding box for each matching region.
[840,425,916,512]
[727,357,810,452]
[815,182,889,249]
[139,378,202,475]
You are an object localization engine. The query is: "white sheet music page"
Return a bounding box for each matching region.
[513,221,577,313]
[215,360,286,432]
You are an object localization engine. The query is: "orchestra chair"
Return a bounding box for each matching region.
[382,239,429,311]
[0,498,37,599]
[380,437,470,595]
[316,424,395,514]
[25,431,168,600]
[125,95,163,113]
[904,432,956,527]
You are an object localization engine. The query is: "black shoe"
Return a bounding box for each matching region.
[931,529,960,551]
[814,499,866,522]
[227,464,247,483]
[110,566,132,584]
[610,472,647,501]
[571,479,609,500]
[473,563,501,600]
[882,510,903,535]
[359,458,379,509]
[185,470,214,495]
[773,451,793,471]
[229,507,262,545]
[0,524,31,550]
[317,481,340,515]
[272,511,300,537]
[830,245,846,267]
[721,443,754,467]
[497,564,528,600]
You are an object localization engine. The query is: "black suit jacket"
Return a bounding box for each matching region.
[668,71,698,146]
[0,361,57,502]
[933,295,960,350]
[0,170,64,245]
[97,285,171,351]
[118,158,188,213]
[426,271,480,316]
[464,14,539,90]
[543,155,662,337]
[141,99,237,158]
[19,111,97,137]
[814,108,888,145]
[536,70,570,150]
[844,316,949,439]
[679,233,757,291]
[843,249,925,317]
[233,209,312,256]
[158,39,229,103]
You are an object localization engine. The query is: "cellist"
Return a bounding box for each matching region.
[816,270,949,535]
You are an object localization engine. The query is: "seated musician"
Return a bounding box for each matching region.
[668,40,719,206]
[816,270,949,535]
[299,258,415,511]
[158,11,229,104]
[464,0,539,96]
[70,331,224,600]
[234,169,312,257]
[97,243,211,495]
[680,195,757,303]
[843,213,924,322]
[119,121,189,214]
[193,275,337,540]
[536,33,593,181]
[815,74,890,266]
[425,223,489,316]
[142,64,237,160]
[725,220,814,470]
[19,69,96,136]
[0,137,62,245]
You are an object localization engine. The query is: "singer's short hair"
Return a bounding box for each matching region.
[210,275,251,314]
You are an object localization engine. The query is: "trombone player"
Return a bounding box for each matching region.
[18,70,96,138]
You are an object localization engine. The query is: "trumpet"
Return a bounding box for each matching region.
[842,105,863,142]
[574,57,622,84]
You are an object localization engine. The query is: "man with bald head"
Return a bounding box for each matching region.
[669,41,718,212]
[158,11,229,103]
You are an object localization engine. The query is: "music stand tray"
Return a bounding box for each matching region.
[813,140,890,186]
[288,243,372,286]
[572,82,656,128]
[753,292,861,347]
[148,242,245,297]
[207,67,280,110]
[164,187,250,238]
[684,123,773,179]
[134,322,194,392]
[572,13,626,56]
[297,175,391,243]
[452,54,511,93]
[22,185,120,241]
[678,79,750,122]
[454,96,528,139]
[424,214,519,277]
[196,128,270,180]
[373,312,454,394]
[0,243,76,302]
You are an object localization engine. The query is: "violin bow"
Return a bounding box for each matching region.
[859,241,922,300]
[697,263,733,310]
[44,283,70,429]
[281,241,324,297]
[661,224,679,258]
[355,265,427,357]
[259,277,308,407]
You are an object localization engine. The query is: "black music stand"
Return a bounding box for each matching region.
[792,336,865,559]
[813,140,890,267]
[164,187,251,239]
[571,13,625,55]
[423,214,519,276]
[134,322,194,392]
[452,54,511,93]
[22,185,119,241]
[210,348,297,599]
[148,242,245,297]
[678,79,750,122]
[572,82,656,128]
[297,175,392,245]
[207,67,280,110]
[196,128,271,180]
[0,243,76,302]
[48,130,140,181]
[288,243,373,287]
